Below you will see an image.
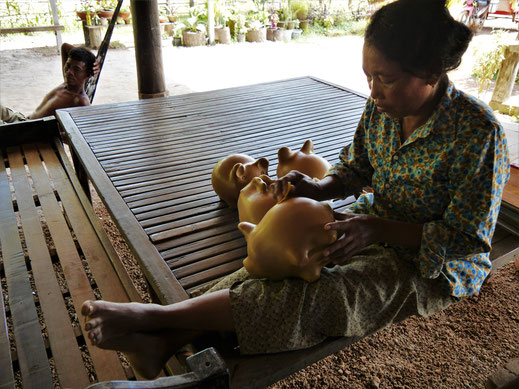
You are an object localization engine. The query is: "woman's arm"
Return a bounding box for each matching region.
[323,213,423,263]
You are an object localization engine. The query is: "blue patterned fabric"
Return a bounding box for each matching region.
[328,80,510,298]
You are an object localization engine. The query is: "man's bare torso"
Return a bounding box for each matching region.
[30,83,89,119]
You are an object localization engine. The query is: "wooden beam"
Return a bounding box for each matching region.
[0,25,64,34]
[48,0,62,54]
[130,0,168,99]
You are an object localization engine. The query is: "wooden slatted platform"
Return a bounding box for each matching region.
[0,119,142,388]
[55,76,519,388]
[57,77,366,303]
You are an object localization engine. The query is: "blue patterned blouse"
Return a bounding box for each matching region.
[328,80,510,298]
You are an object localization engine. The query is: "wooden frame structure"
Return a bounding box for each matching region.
[0,0,63,54]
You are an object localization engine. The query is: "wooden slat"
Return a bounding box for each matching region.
[0,25,64,33]
[9,145,90,388]
[0,165,15,389]
[24,144,127,382]
[1,147,54,388]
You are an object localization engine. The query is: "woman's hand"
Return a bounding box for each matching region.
[269,170,323,201]
[323,211,379,265]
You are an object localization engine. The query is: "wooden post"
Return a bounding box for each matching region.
[207,0,215,45]
[490,44,519,115]
[48,0,62,54]
[130,0,168,99]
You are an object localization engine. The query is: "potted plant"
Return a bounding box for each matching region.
[165,4,179,22]
[267,13,279,41]
[234,14,247,42]
[76,0,96,24]
[172,22,185,46]
[246,20,266,43]
[182,13,206,47]
[214,0,231,44]
[291,19,302,39]
[96,0,116,20]
[118,5,131,22]
[292,0,311,31]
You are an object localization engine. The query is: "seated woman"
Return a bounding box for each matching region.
[81,0,510,379]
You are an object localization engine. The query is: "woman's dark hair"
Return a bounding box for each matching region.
[365,0,473,79]
[68,47,96,75]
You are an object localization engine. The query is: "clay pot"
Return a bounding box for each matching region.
[215,26,231,44]
[97,9,114,19]
[168,15,178,22]
[212,154,269,208]
[286,20,296,30]
[246,28,266,43]
[277,139,331,179]
[299,20,310,31]
[182,30,206,47]
[76,11,88,21]
[239,197,338,282]
[236,33,246,43]
[238,175,277,224]
[119,11,131,20]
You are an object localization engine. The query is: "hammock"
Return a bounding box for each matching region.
[85,0,124,103]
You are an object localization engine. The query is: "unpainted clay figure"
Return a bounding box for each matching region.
[212,154,269,208]
[277,139,331,179]
[238,197,338,282]
[237,175,278,224]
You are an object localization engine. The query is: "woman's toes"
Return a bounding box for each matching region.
[81,300,95,317]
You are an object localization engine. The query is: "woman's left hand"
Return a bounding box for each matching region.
[323,211,379,265]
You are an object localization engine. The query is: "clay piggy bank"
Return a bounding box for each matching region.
[212,154,269,208]
[238,197,338,282]
[238,175,278,224]
[277,139,331,180]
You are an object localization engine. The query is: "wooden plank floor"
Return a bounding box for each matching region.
[61,77,367,294]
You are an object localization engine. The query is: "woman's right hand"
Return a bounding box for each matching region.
[269,170,322,201]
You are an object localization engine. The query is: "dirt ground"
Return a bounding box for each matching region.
[2,20,519,388]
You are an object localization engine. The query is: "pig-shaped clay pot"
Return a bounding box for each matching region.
[238,175,278,224]
[238,197,338,282]
[212,154,269,208]
[277,139,331,180]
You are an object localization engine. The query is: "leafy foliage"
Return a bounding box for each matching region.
[471,30,508,96]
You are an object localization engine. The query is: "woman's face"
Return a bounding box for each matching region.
[362,42,437,119]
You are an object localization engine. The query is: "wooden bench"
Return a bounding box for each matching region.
[0,118,144,388]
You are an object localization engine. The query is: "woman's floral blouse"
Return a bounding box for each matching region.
[328,80,510,298]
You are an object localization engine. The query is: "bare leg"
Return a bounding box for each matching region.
[81,289,234,347]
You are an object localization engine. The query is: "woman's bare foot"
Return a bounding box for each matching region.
[81,300,166,347]
[86,328,201,379]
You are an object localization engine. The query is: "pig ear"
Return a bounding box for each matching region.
[232,163,247,181]
[238,222,255,240]
[253,176,268,193]
[301,139,314,154]
[256,157,269,173]
[277,146,291,161]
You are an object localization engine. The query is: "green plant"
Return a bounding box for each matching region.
[472,30,508,96]
[291,0,309,20]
